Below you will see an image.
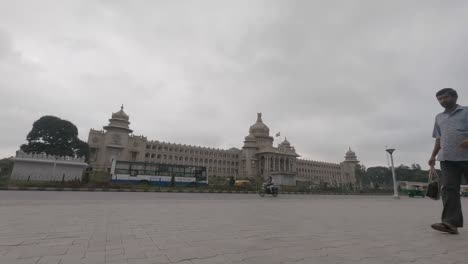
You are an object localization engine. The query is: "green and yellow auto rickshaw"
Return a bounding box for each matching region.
[408,185,425,198]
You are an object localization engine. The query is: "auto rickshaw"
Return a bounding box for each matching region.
[408,185,425,198]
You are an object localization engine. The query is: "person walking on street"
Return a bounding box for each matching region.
[429,88,468,234]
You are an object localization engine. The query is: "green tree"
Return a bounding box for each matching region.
[354,164,366,190]
[364,166,392,188]
[0,158,13,186]
[0,158,13,177]
[361,164,435,189]
[20,116,89,161]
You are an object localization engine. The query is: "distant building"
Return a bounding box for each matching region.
[88,106,359,187]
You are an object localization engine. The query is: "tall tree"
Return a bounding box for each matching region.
[363,166,393,188]
[0,158,13,178]
[20,116,89,160]
[354,164,366,190]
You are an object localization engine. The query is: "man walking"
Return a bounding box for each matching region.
[429,88,468,234]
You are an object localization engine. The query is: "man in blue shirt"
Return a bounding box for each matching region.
[429,88,468,234]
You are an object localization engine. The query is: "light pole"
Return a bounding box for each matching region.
[385,148,400,199]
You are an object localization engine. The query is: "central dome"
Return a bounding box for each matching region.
[249,113,270,137]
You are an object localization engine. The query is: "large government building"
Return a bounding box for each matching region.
[87,106,359,187]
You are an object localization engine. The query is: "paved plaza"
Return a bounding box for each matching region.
[0,191,467,264]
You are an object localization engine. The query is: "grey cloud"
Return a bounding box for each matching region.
[1,1,468,168]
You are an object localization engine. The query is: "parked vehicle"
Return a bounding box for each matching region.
[234,180,252,188]
[408,186,425,198]
[110,160,208,187]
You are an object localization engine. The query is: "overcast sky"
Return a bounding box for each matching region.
[1,1,467,168]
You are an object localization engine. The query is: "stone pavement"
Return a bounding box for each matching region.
[0,191,466,264]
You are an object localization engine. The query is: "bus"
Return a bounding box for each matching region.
[110,160,208,186]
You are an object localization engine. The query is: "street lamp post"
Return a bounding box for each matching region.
[385,148,400,199]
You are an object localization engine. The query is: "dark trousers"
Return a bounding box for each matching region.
[440,161,468,227]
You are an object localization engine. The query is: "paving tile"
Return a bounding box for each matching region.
[1,192,468,264]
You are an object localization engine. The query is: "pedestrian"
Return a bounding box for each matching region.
[429,88,468,234]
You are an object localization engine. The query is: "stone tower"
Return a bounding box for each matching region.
[340,147,360,187]
[239,113,298,185]
[88,105,134,171]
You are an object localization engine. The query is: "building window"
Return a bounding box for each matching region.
[151,154,155,158]
[131,152,138,162]
[145,153,149,158]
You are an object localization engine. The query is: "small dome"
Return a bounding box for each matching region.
[244,132,256,142]
[104,105,133,133]
[346,149,355,156]
[282,137,291,146]
[249,113,270,137]
[243,132,257,149]
[345,147,358,162]
[112,105,129,121]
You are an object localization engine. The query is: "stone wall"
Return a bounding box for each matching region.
[10,151,88,182]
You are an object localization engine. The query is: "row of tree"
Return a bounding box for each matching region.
[354,164,447,189]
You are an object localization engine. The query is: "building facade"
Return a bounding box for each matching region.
[88,106,359,187]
